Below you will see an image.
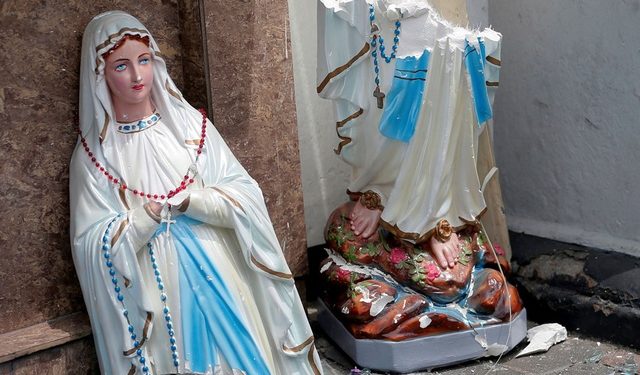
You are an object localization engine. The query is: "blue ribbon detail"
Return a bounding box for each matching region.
[464,39,493,126]
[157,217,271,374]
[379,50,431,143]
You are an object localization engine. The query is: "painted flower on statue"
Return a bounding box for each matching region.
[493,244,505,256]
[336,268,351,283]
[425,262,441,281]
[389,247,409,265]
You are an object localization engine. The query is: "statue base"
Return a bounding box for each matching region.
[317,299,528,373]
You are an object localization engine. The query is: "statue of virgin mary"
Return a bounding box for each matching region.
[70,11,322,375]
[317,0,502,268]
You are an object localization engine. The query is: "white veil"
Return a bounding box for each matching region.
[78,10,192,141]
[72,10,207,239]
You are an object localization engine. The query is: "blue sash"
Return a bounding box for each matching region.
[157,217,271,374]
[464,39,493,126]
[379,50,430,142]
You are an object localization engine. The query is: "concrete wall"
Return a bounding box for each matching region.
[289,0,489,246]
[489,0,640,256]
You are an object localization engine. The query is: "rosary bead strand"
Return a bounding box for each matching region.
[102,214,151,374]
[147,242,180,370]
[78,109,208,200]
[369,4,401,109]
[369,5,401,64]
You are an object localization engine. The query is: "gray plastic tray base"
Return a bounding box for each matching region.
[317,300,527,373]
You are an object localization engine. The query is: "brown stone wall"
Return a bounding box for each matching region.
[0,1,183,335]
[202,0,308,275]
[177,0,209,110]
[0,337,98,375]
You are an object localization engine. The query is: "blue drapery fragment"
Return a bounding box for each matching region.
[464,39,493,126]
[379,50,430,142]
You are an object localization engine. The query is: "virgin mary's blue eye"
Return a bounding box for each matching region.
[139,57,150,65]
[115,63,126,72]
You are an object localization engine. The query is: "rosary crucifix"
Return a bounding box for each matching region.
[161,204,176,233]
[161,162,199,234]
[373,86,385,109]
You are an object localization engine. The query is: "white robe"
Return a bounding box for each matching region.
[317,0,502,241]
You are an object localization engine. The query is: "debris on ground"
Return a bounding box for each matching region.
[586,350,604,364]
[350,367,372,375]
[601,349,640,375]
[516,323,567,357]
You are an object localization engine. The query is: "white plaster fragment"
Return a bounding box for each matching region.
[419,314,432,328]
[322,248,432,296]
[319,261,333,274]
[370,294,395,316]
[485,344,509,356]
[357,286,373,303]
[393,313,402,324]
[516,323,567,357]
[475,334,488,349]
[474,333,507,356]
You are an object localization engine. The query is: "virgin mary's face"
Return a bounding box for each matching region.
[104,38,153,109]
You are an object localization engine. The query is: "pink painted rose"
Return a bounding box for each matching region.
[389,247,409,265]
[493,244,505,256]
[425,262,441,281]
[336,268,351,282]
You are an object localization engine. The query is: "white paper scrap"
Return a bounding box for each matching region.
[516,323,567,357]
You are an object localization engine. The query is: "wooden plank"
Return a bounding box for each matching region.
[0,312,92,363]
[477,123,513,260]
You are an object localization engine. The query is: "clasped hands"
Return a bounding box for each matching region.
[146,190,193,224]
